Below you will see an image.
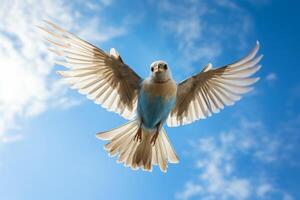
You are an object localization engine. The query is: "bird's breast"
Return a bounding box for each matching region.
[137,79,177,129]
[141,78,177,100]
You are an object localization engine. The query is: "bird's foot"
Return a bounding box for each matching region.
[134,127,142,142]
[150,131,159,146]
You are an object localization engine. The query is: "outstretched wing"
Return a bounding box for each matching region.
[38,21,142,119]
[167,41,262,127]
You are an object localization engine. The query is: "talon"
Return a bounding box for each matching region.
[134,127,142,142]
[150,131,159,146]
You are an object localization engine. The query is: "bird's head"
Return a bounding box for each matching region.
[150,60,172,83]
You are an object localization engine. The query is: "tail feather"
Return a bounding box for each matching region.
[118,137,134,163]
[151,144,158,165]
[125,140,139,168]
[117,135,134,163]
[97,120,179,172]
[157,135,167,172]
[161,128,179,163]
[107,126,138,156]
[98,120,136,140]
[133,133,152,171]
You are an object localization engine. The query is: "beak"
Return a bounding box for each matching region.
[153,65,163,73]
[153,65,159,73]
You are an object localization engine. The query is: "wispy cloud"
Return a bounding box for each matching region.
[256,183,273,198]
[0,134,23,144]
[155,0,254,74]
[0,0,129,143]
[265,72,277,82]
[175,182,203,200]
[176,116,298,199]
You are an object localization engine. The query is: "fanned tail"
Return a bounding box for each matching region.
[96,120,179,172]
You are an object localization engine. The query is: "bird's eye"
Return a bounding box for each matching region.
[164,64,168,70]
[151,67,154,72]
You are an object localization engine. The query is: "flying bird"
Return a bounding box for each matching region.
[38,21,262,172]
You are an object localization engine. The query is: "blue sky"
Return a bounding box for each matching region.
[0,0,299,199]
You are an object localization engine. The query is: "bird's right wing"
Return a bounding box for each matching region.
[38,21,142,119]
[167,41,262,127]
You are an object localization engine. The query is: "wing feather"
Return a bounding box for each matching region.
[39,21,142,119]
[167,41,262,127]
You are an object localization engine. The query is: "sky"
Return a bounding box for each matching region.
[0,0,299,199]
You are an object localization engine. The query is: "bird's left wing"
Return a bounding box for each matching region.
[38,21,142,119]
[167,41,262,127]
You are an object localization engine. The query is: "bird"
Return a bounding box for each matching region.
[38,21,263,172]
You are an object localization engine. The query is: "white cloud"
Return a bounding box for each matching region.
[0,134,23,144]
[175,182,203,200]
[283,193,294,200]
[227,179,251,200]
[265,73,277,82]
[99,0,114,6]
[177,117,296,199]
[188,131,252,200]
[256,183,273,198]
[155,0,254,74]
[0,0,128,143]
[158,1,220,66]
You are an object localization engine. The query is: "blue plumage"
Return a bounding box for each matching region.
[137,89,176,130]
